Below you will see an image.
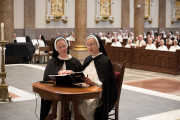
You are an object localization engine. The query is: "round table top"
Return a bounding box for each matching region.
[32,82,103,101]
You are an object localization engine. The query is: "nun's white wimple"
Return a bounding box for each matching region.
[54,37,68,51]
[86,35,100,48]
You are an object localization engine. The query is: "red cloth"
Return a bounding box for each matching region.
[114,71,120,89]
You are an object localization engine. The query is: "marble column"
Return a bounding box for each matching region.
[73,0,87,51]
[121,0,130,31]
[0,0,14,43]
[159,0,166,31]
[134,0,144,39]
[24,0,35,29]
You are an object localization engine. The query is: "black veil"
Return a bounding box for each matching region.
[25,35,31,43]
[52,37,69,58]
[93,35,107,56]
[41,35,47,46]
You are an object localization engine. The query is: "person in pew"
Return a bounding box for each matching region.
[145,38,156,50]
[153,41,157,46]
[59,35,118,120]
[135,35,146,47]
[98,32,102,38]
[57,32,60,37]
[154,32,159,39]
[63,33,67,39]
[35,35,47,63]
[129,32,134,41]
[169,40,180,52]
[111,37,122,47]
[116,32,118,38]
[69,31,75,41]
[144,32,147,38]
[124,33,128,38]
[111,32,116,39]
[157,40,168,51]
[40,37,82,120]
[167,32,172,39]
[150,31,154,37]
[125,30,129,37]
[106,34,112,43]
[101,32,107,41]
[166,37,173,45]
[157,37,161,45]
[125,38,135,48]
[105,32,109,37]
[134,36,139,44]
[14,33,17,43]
[177,35,180,45]
[118,30,123,42]
[175,31,179,40]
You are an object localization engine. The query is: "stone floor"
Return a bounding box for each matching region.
[0,64,180,120]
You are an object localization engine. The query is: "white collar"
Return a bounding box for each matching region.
[92,52,102,58]
[58,54,72,60]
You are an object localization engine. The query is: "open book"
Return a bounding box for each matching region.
[48,72,85,85]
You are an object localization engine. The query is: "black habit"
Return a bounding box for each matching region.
[40,57,82,120]
[80,54,118,120]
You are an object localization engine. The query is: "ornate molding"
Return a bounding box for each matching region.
[144,0,153,24]
[95,0,115,23]
[46,0,68,23]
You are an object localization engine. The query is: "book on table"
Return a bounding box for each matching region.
[48,72,85,85]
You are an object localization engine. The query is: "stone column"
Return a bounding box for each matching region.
[159,0,166,31]
[121,0,130,32]
[24,0,35,29]
[0,0,14,43]
[73,0,87,51]
[134,0,144,39]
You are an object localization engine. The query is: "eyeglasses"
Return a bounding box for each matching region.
[57,45,67,50]
[86,43,96,47]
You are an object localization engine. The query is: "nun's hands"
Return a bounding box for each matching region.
[58,70,74,75]
[81,76,95,86]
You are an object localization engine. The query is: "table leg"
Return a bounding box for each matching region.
[72,101,85,120]
[45,100,58,120]
[61,101,71,120]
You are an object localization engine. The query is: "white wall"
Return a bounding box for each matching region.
[144,0,159,28]
[166,0,180,28]
[87,0,121,28]
[130,0,134,28]
[14,0,24,29]
[35,0,75,28]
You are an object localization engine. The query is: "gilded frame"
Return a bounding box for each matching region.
[95,0,115,23]
[144,0,153,24]
[172,0,180,24]
[46,0,68,23]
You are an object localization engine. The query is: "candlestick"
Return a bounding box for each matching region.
[1,23,4,41]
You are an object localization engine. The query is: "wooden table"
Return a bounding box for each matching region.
[32,82,102,120]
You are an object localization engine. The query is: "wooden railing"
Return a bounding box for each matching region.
[105,46,180,75]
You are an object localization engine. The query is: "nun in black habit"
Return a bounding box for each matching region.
[40,37,82,120]
[66,35,118,120]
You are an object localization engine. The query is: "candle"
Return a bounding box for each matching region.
[1,23,4,41]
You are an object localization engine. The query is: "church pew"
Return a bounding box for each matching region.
[104,46,180,75]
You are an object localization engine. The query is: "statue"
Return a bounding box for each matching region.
[145,1,149,17]
[175,5,180,17]
[51,0,63,15]
[100,0,110,16]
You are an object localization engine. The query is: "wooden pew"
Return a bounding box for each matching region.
[104,46,180,75]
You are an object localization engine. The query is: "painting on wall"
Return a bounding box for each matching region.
[46,0,68,23]
[95,0,115,23]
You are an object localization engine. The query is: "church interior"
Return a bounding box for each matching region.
[0,0,180,120]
